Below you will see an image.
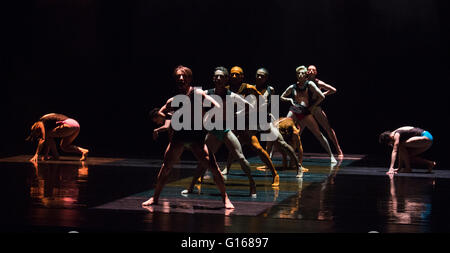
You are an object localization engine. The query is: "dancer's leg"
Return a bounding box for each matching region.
[313,108,343,158]
[223,131,256,196]
[49,123,89,160]
[301,115,336,163]
[403,137,435,172]
[191,143,234,209]
[398,144,409,172]
[142,141,185,205]
[271,124,302,177]
[244,132,279,186]
[185,133,222,193]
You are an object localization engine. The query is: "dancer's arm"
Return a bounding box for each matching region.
[30,122,46,162]
[307,81,325,113]
[232,92,254,116]
[388,133,401,171]
[280,85,295,106]
[159,97,174,115]
[198,89,221,109]
[316,79,336,96]
[153,119,171,140]
[248,85,263,97]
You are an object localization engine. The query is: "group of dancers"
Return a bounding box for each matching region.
[26,64,436,209]
[144,64,344,209]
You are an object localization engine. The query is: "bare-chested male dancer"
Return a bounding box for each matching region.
[281,66,336,163]
[307,65,344,158]
[225,66,280,186]
[252,68,304,177]
[142,65,234,209]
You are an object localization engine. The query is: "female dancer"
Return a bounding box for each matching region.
[281,66,336,163]
[379,126,435,174]
[27,113,89,162]
[307,65,344,158]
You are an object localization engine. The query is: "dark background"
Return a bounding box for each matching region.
[2,0,449,166]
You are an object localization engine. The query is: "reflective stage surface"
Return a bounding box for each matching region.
[1,154,449,233]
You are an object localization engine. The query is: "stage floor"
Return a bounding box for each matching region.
[1,153,449,233]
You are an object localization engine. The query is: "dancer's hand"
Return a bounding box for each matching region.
[386,168,398,175]
[152,129,159,140]
[289,99,296,107]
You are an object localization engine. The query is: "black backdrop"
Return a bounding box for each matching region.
[2,0,449,166]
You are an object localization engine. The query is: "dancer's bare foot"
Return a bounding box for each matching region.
[272,174,280,187]
[224,198,235,209]
[142,197,157,206]
[427,161,436,173]
[300,165,309,172]
[337,152,344,159]
[80,149,89,161]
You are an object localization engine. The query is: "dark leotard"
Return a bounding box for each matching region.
[171,88,206,143]
[39,113,69,132]
[395,127,425,142]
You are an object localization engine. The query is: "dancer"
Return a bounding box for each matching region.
[266,117,304,172]
[142,65,234,209]
[281,66,336,163]
[225,66,280,186]
[254,68,275,121]
[183,66,257,197]
[252,68,304,177]
[307,65,344,158]
[27,113,89,162]
[379,126,435,174]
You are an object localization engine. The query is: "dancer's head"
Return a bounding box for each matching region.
[295,66,308,82]
[255,68,269,86]
[213,66,229,88]
[230,66,244,86]
[379,131,393,146]
[26,122,43,141]
[173,65,193,94]
[149,108,165,126]
[307,65,317,80]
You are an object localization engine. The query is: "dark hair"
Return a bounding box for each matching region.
[379,131,392,145]
[149,108,161,119]
[25,121,42,142]
[214,66,229,77]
